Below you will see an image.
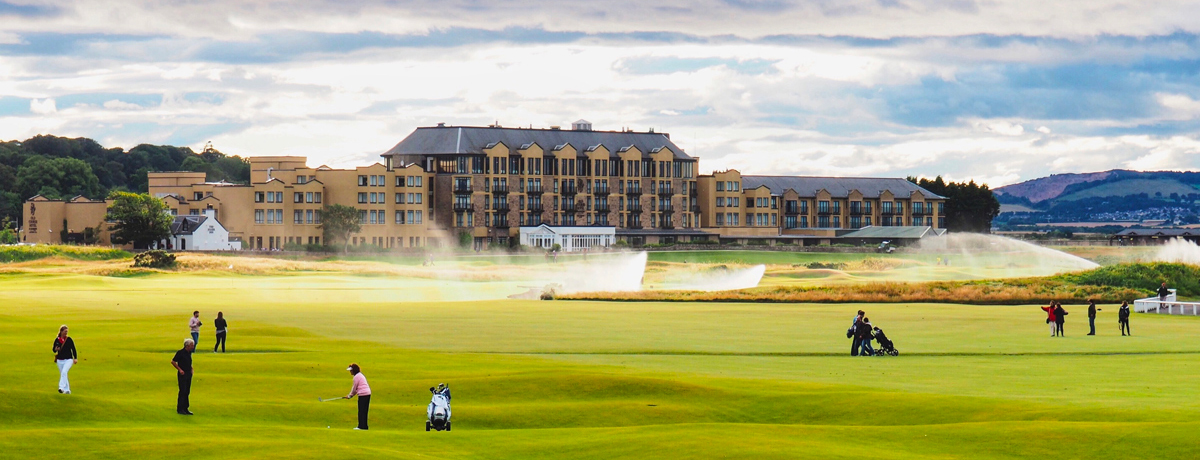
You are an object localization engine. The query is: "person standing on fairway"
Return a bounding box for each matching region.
[345,363,371,430]
[849,310,865,356]
[1041,304,1057,337]
[189,311,202,348]
[1053,302,1068,337]
[213,312,228,353]
[1119,301,1132,336]
[53,325,78,394]
[172,338,195,415]
[1087,300,1101,336]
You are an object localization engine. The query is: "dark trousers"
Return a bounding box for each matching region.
[214,332,226,352]
[177,372,192,413]
[1120,320,1130,335]
[851,337,861,356]
[357,395,370,430]
[1056,321,1064,336]
[1089,317,1096,335]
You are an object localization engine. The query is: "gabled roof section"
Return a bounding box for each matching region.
[171,215,208,235]
[741,176,946,199]
[383,125,692,160]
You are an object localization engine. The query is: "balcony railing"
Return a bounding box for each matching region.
[849,207,864,215]
[595,204,611,213]
[657,187,674,196]
[561,185,577,196]
[453,184,473,194]
[785,206,800,215]
[453,203,475,213]
[594,185,610,195]
[493,203,511,213]
[626,187,642,196]
[529,204,544,213]
[527,185,544,195]
[689,188,698,197]
[626,223,643,229]
[660,204,675,213]
[627,205,643,213]
[492,184,509,194]
[493,219,510,228]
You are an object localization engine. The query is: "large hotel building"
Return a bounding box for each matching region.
[21,121,945,249]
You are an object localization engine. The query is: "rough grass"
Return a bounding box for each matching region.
[3,272,1200,458]
[569,263,1197,304]
[0,244,130,263]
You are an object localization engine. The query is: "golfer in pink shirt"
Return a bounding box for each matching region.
[346,363,371,430]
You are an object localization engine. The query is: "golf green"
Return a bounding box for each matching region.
[2,272,1198,459]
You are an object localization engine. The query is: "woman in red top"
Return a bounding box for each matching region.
[1041,304,1057,337]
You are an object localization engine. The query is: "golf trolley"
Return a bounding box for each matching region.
[426,386,451,431]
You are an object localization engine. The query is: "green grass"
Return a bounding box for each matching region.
[0,244,131,263]
[3,272,1200,459]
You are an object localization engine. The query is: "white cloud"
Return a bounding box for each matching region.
[30,98,57,114]
[102,100,143,110]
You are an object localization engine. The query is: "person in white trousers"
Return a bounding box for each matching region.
[53,325,78,394]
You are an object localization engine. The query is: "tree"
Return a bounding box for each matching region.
[106,192,173,249]
[457,230,472,249]
[16,156,103,201]
[0,217,16,244]
[909,176,1001,233]
[320,204,361,252]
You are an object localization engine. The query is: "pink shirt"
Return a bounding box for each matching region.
[189,317,202,333]
[351,373,371,396]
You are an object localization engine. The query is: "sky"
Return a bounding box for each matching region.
[3,1,1200,187]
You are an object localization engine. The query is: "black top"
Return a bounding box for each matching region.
[172,348,193,374]
[53,337,77,360]
[1119,306,1131,320]
[1054,306,1067,322]
[1159,285,1170,297]
[1088,303,1097,318]
[214,318,228,332]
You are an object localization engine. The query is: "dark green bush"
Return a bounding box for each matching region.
[132,250,176,268]
[1053,263,1200,298]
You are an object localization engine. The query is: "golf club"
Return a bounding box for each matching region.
[318,396,346,402]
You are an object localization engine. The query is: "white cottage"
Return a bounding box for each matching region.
[519,224,615,252]
[170,209,241,251]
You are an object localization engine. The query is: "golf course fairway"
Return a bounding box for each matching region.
[2,272,1199,459]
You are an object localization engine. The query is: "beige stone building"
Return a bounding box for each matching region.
[697,169,946,245]
[381,121,706,247]
[20,122,949,249]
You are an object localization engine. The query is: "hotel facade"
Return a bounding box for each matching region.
[21,121,945,249]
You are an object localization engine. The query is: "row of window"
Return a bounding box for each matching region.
[357,175,425,187]
[254,191,325,204]
[357,210,425,225]
[444,155,697,179]
[358,192,425,205]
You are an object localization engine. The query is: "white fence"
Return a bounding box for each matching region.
[1134,289,1200,316]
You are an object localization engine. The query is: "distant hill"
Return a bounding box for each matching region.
[995,170,1200,205]
[993,169,1200,228]
[993,171,1117,203]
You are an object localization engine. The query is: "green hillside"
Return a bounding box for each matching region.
[1055,178,1199,203]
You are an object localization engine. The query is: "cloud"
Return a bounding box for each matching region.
[29,98,56,114]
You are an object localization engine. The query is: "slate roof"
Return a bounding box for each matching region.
[382,126,693,160]
[741,176,946,199]
[171,215,208,236]
[839,226,946,239]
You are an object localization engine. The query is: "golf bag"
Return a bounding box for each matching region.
[872,327,899,356]
[426,387,451,431]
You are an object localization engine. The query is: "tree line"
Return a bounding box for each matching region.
[0,135,250,228]
[907,176,1001,233]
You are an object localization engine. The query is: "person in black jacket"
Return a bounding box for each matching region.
[53,325,78,394]
[1158,282,1170,301]
[1087,299,1101,336]
[849,310,864,356]
[1119,301,1132,336]
[172,338,196,415]
[213,312,228,353]
[856,317,875,356]
[1053,302,1068,337]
